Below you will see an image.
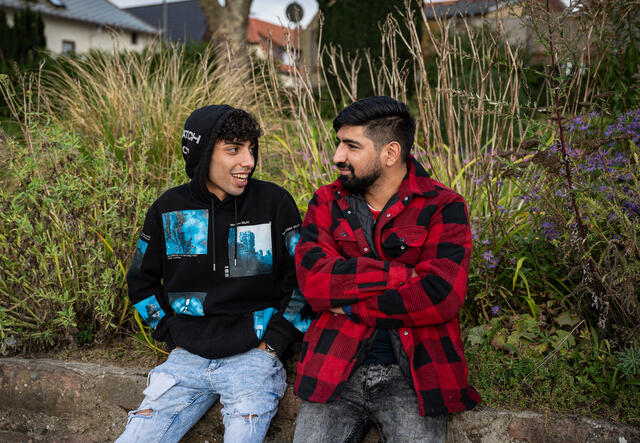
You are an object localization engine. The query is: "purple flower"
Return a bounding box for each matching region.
[482,250,498,269]
[491,305,501,315]
[540,221,558,240]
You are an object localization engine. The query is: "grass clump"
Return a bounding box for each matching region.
[0,122,171,351]
[465,313,640,426]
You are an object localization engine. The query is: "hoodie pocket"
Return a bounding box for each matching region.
[253,307,277,340]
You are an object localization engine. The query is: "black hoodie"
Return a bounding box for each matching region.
[127,105,308,358]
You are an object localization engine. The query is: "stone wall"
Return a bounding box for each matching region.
[0,358,638,442]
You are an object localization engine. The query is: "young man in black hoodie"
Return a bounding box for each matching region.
[116,105,308,442]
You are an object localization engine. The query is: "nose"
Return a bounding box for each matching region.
[333,143,346,164]
[241,147,255,169]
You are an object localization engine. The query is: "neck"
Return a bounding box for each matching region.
[364,162,407,211]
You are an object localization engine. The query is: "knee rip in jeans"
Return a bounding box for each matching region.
[134,409,154,417]
[240,413,258,422]
[231,410,260,434]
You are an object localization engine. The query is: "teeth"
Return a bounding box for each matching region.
[232,173,248,179]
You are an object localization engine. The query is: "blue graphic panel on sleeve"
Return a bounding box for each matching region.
[161,210,208,256]
[168,292,206,316]
[134,295,165,329]
[130,238,148,275]
[283,288,311,332]
[285,229,301,257]
[253,307,277,340]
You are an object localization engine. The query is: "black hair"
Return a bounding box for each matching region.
[333,96,415,162]
[217,109,262,147]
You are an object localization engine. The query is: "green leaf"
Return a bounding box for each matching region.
[512,257,526,290]
[556,311,580,327]
[467,325,488,346]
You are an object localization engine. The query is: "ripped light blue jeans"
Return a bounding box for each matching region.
[116,347,286,443]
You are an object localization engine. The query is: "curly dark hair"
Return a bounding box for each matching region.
[217,109,262,147]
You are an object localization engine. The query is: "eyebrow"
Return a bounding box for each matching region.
[224,140,251,147]
[338,137,362,146]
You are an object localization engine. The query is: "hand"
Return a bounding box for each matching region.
[329,307,345,315]
[257,341,278,355]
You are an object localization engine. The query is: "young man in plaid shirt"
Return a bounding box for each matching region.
[293,96,481,442]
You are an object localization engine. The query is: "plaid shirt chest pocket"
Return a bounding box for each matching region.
[381,225,427,264]
[331,220,361,258]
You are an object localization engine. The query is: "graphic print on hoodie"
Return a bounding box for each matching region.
[227,222,273,277]
[162,210,208,256]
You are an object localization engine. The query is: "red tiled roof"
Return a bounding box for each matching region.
[247,17,300,50]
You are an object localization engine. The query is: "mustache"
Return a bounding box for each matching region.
[335,162,354,172]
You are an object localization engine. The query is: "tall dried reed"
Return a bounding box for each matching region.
[42,41,255,187]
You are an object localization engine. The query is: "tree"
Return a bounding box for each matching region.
[319,0,422,99]
[199,0,253,72]
[0,7,46,74]
[0,9,10,71]
[12,7,46,67]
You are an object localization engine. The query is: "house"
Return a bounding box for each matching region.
[423,0,567,59]
[0,0,158,54]
[127,1,302,86]
[247,17,300,72]
[124,0,207,44]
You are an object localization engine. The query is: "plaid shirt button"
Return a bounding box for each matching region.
[363,247,368,252]
[403,331,409,335]
[386,213,391,217]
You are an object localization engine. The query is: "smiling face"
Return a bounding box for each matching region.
[333,125,383,194]
[206,138,255,201]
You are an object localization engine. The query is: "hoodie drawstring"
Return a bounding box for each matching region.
[210,197,239,271]
[210,198,216,272]
[234,199,238,267]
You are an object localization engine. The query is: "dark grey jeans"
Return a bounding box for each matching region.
[292,364,447,443]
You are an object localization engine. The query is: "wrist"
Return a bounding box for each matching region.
[265,343,278,355]
[258,341,278,356]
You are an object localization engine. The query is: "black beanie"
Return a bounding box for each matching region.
[182,104,235,179]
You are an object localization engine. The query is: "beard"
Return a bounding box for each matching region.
[336,160,382,194]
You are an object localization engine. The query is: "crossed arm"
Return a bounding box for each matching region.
[296,190,472,328]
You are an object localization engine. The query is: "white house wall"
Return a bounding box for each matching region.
[3,9,156,54]
[44,15,156,53]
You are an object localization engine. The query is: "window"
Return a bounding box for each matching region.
[62,40,75,54]
[131,32,138,45]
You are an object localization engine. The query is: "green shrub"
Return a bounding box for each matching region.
[0,122,180,350]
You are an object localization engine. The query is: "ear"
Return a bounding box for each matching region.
[382,141,402,167]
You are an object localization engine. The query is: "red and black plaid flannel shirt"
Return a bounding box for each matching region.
[294,157,481,416]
